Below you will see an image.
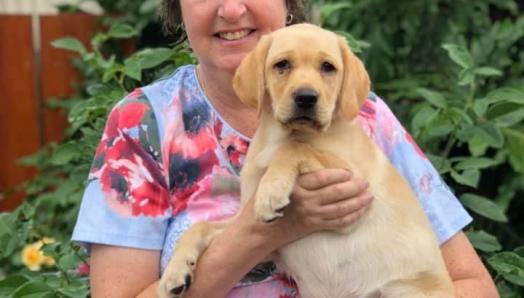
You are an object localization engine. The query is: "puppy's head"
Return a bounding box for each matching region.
[233,24,370,133]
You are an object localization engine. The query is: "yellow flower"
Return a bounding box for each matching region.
[21,242,45,271]
[21,238,56,271]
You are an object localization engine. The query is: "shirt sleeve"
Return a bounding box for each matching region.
[72,88,171,251]
[369,94,472,244]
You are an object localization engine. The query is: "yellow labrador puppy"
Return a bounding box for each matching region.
[158,23,454,298]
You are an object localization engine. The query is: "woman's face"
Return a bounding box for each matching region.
[180,0,288,74]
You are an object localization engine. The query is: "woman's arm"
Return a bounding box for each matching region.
[90,245,160,297]
[441,231,499,298]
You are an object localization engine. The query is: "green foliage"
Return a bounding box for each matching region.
[0,0,522,296]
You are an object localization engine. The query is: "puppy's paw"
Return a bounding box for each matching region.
[157,256,197,298]
[254,180,292,223]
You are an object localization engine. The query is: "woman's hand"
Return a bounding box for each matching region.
[268,168,374,247]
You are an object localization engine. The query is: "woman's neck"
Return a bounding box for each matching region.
[196,64,259,137]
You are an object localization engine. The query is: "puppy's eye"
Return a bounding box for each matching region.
[274,59,291,73]
[321,62,336,73]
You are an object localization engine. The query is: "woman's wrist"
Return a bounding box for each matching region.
[230,210,287,255]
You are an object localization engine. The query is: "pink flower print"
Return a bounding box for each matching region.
[357,99,377,138]
[419,173,433,194]
[127,88,143,99]
[186,166,240,222]
[169,150,219,216]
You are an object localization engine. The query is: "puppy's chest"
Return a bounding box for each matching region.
[276,221,386,298]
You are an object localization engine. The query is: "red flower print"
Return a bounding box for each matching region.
[221,134,249,169]
[119,101,148,129]
[94,131,170,217]
[405,132,427,159]
[103,99,149,139]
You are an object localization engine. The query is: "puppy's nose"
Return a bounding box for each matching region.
[293,88,318,110]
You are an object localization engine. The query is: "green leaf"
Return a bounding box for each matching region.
[442,44,474,69]
[0,274,29,289]
[504,128,524,173]
[415,88,447,108]
[107,23,138,39]
[49,143,81,166]
[137,48,174,69]
[451,169,480,187]
[12,281,52,298]
[411,106,438,134]
[492,109,524,127]
[488,252,524,286]
[57,285,89,298]
[0,212,15,236]
[487,88,524,105]
[467,134,489,157]
[51,37,86,54]
[123,56,142,81]
[458,68,475,86]
[466,230,502,252]
[58,253,81,270]
[474,67,503,77]
[474,123,505,148]
[454,157,499,171]
[461,193,508,222]
[473,98,490,117]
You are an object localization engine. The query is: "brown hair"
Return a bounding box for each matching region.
[159,0,307,39]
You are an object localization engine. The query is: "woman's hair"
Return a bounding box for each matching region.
[159,0,307,40]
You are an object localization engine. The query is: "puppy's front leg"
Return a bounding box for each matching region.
[158,221,226,298]
[254,142,323,222]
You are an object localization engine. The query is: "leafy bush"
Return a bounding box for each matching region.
[0,0,523,296]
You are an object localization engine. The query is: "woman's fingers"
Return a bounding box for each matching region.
[318,191,373,220]
[293,176,369,206]
[297,169,352,190]
[321,207,369,230]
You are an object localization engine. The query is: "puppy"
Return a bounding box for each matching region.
[158,23,454,298]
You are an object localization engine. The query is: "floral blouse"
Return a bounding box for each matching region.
[72,65,471,297]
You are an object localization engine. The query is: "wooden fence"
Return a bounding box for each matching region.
[0,13,98,211]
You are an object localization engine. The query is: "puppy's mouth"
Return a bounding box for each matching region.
[284,115,324,131]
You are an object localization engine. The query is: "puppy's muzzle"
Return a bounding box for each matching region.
[293,88,318,111]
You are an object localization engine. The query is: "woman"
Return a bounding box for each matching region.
[72,0,498,297]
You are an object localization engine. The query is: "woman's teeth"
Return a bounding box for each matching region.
[219,30,250,41]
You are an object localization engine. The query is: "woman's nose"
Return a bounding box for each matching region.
[218,0,247,22]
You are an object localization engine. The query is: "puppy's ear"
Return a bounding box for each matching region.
[337,37,371,120]
[233,35,272,113]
